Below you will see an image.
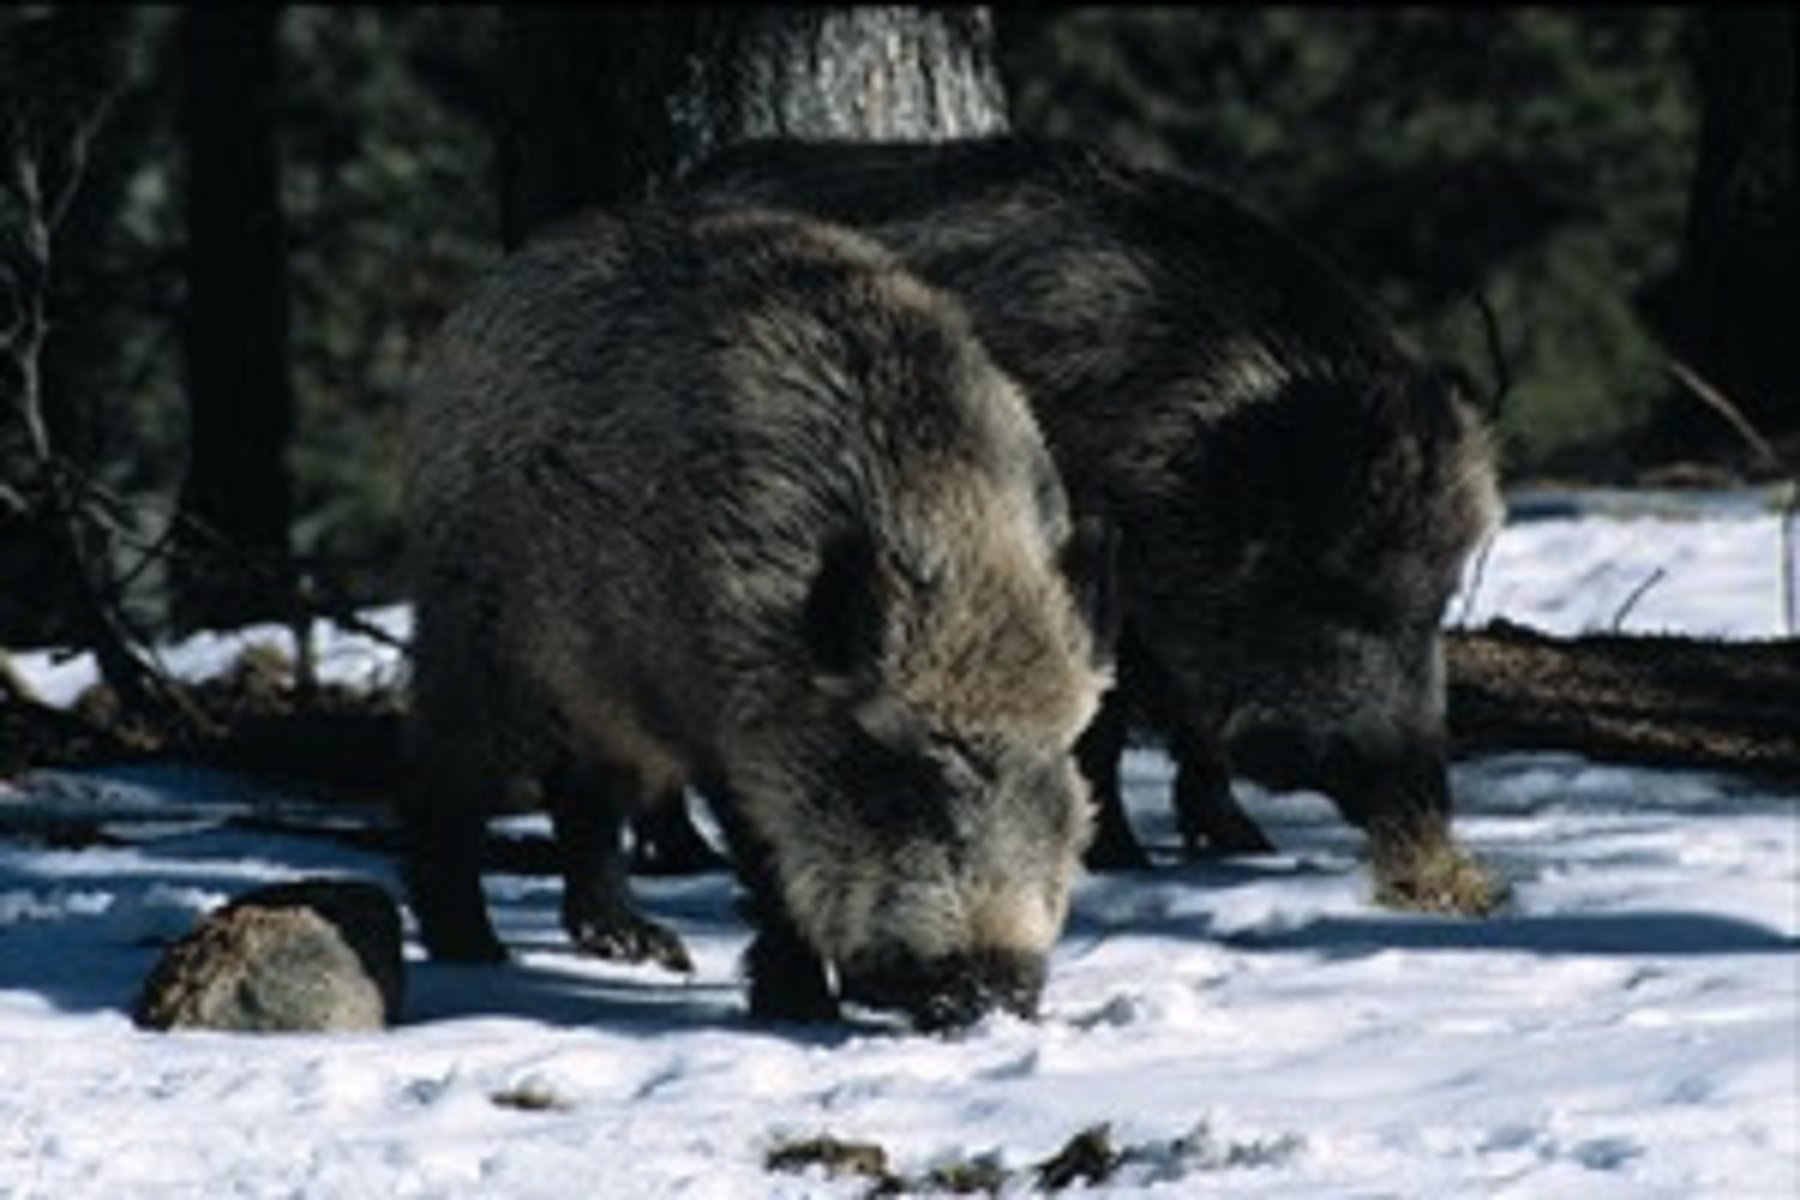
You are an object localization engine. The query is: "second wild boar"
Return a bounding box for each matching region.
[683,137,1503,908]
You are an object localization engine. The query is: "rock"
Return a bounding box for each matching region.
[134,877,404,1032]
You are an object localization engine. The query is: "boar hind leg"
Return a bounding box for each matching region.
[402,764,506,963]
[548,763,693,973]
[1078,688,1150,870]
[1171,735,1275,857]
[630,792,727,876]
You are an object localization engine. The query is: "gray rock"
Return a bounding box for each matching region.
[134,878,405,1033]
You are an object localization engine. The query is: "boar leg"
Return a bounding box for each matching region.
[1329,747,1453,858]
[1078,687,1151,870]
[1329,750,1504,916]
[707,795,839,1022]
[744,913,840,1024]
[1170,733,1276,856]
[547,762,693,973]
[630,791,727,876]
[401,763,507,963]
[1364,814,1503,917]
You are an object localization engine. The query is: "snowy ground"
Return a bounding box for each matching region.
[2,497,1797,1197]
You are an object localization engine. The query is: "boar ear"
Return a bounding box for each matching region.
[1432,359,1490,420]
[804,528,886,690]
[1407,361,1486,442]
[1059,515,1120,669]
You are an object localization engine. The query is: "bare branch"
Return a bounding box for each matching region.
[1782,481,1797,639]
[1666,359,1784,473]
[44,107,106,231]
[297,589,410,655]
[1610,566,1668,633]
[0,9,198,729]
[0,480,28,515]
[1471,289,1511,420]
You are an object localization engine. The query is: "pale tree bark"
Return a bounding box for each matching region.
[498,6,1007,247]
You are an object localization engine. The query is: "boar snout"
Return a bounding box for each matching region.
[839,946,1047,1032]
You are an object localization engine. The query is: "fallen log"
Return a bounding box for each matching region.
[8,622,1800,803]
[1446,621,1800,782]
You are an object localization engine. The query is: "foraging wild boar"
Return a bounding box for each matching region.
[682,138,1503,908]
[402,206,1113,1028]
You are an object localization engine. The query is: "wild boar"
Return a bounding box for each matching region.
[401,204,1113,1029]
[682,137,1503,910]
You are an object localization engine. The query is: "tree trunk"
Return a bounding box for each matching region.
[1659,7,1796,463]
[497,5,1007,247]
[172,6,295,631]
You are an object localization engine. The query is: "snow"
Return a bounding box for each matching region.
[7,603,413,710]
[3,497,1797,1198]
[1451,491,1796,641]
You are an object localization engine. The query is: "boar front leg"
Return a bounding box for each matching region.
[744,908,839,1024]
[403,766,508,962]
[1170,731,1276,856]
[548,762,693,973]
[630,791,727,876]
[1078,686,1151,870]
[1335,746,1507,917]
[706,793,838,1022]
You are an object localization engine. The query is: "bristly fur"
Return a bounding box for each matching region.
[685,137,1502,892]
[402,204,1107,1020]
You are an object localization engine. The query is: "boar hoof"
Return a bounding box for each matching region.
[1183,815,1277,858]
[745,930,839,1023]
[749,975,841,1024]
[1175,778,1277,857]
[420,925,507,964]
[1370,831,1509,918]
[569,912,694,973]
[630,814,728,876]
[1084,829,1151,872]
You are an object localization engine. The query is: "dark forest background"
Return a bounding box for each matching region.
[1,6,1793,661]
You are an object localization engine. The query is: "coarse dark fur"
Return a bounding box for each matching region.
[681,137,1502,877]
[402,205,1110,1028]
